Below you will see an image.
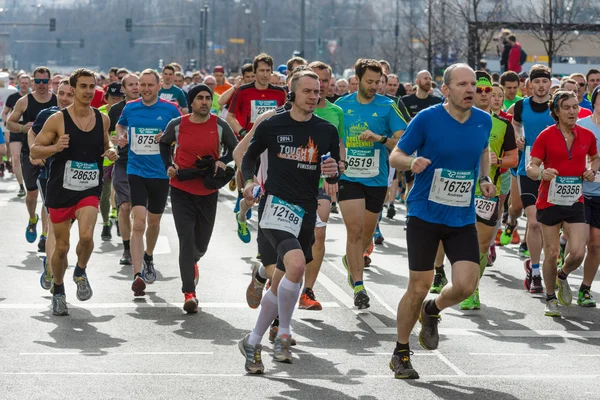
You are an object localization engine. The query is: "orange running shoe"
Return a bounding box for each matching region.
[511,229,521,245]
[494,229,502,246]
[183,292,198,313]
[298,289,322,310]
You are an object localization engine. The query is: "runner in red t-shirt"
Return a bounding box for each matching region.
[226,53,287,233]
[527,89,600,317]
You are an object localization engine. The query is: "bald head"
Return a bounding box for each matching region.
[415,70,433,93]
[443,63,474,87]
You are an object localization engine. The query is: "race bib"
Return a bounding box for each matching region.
[548,176,582,206]
[429,168,475,207]
[475,195,498,220]
[259,195,305,237]
[63,160,99,191]
[344,148,380,178]
[131,127,160,155]
[251,100,277,123]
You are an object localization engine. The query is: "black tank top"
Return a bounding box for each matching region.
[22,93,57,152]
[46,108,105,209]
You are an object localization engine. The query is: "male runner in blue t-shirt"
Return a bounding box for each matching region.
[388,63,495,379]
[117,69,181,297]
[335,58,407,310]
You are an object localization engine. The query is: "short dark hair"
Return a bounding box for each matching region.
[109,67,119,75]
[491,72,500,83]
[117,68,130,76]
[388,74,399,83]
[549,89,577,121]
[508,35,516,42]
[286,56,307,72]
[58,78,70,87]
[560,78,578,89]
[241,63,254,75]
[290,70,319,93]
[381,73,388,84]
[500,71,519,86]
[69,68,96,87]
[354,58,382,80]
[254,53,274,73]
[308,61,332,76]
[586,68,600,82]
[33,66,51,78]
[162,65,175,74]
[492,82,504,92]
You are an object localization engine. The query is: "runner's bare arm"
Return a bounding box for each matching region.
[218,86,236,106]
[30,112,63,159]
[6,96,28,133]
[384,129,404,150]
[232,109,276,168]
[101,114,117,160]
[479,146,491,179]
[226,111,244,136]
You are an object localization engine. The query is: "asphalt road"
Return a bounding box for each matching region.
[1,175,599,400]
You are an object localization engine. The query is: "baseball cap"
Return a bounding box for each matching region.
[551,78,561,88]
[213,66,225,74]
[106,82,124,97]
[277,64,287,75]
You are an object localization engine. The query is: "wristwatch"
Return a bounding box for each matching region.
[379,136,388,144]
[479,176,492,184]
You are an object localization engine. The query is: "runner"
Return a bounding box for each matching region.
[526,89,599,316]
[109,73,140,266]
[579,85,600,307]
[159,65,188,113]
[500,71,521,111]
[335,58,407,309]
[213,66,232,95]
[227,53,286,243]
[460,71,517,310]
[237,69,340,372]
[28,78,75,291]
[7,67,57,251]
[30,68,117,315]
[160,84,237,313]
[389,63,494,379]
[116,69,182,297]
[503,65,554,293]
[4,75,31,196]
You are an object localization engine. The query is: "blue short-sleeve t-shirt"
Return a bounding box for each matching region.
[118,98,182,179]
[397,104,492,227]
[335,93,407,187]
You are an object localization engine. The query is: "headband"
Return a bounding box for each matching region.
[476,77,492,88]
[529,70,551,81]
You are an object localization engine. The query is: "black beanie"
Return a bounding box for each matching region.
[187,84,213,107]
[592,85,600,111]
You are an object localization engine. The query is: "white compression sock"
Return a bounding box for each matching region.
[277,276,302,337]
[248,289,278,347]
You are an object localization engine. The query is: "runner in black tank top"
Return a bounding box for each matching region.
[45,108,105,209]
[23,92,57,151]
[30,68,118,316]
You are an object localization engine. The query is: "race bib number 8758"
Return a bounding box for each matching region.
[131,127,160,155]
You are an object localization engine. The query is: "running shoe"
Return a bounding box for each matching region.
[363,255,372,268]
[246,264,265,309]
[25,214,39,243]
[101,222,112,241]
[472,288,480,309]
[268,325,297,346]
[544,298,560,317]
[487,253,494,267]
[120,249,132,265]
[298,288,322,310]
[519,242,529,258]
[577,289,596,307]
[523,259,532,291]
[386,204,396,219]
[530,275,543,293]
[236,212,251,243]
[52,294,69,316]
[390,351,419,379]
[238,334,264,374]
[110,208,118,219]
[6,161,12,174]
[228,178,236,192]
[194,263,199,287]
[556,270,572,306]
[374,225,384,245]
[132,276,146,296]
[429,272,447,294]
[17,186,25,198]
[511,230,521,245]
[273,334,293,363]
[557,242,566,268]
[330,203,339,214]
[354,289,370,309]
[418,301,440,350]
[489,244,496,264]
[342,255,355,289]
[459,295,474,310]
[183,292,199,313]
[233,195,241,213]
[499,223,517,246]
[40,256,52,290]
[494,229,502,246]
[37,235,46,253]
[73,272,93,301]
[246,206,252,220]
[142,258,157,283]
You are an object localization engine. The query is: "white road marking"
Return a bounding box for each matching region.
[19,351,214,356]
[470,353,550,357]
[369,326,600,338]
[0,302,340,310]
[152,235,171,255]
[434,350,466,376]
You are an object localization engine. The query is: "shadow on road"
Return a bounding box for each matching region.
[407,380,519,400]
[267,377,378,400]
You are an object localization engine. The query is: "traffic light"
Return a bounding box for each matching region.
[80,39,84,48]
[159,59,164,69]
[56,39,61,48]
[126,18,132,32]
[49,18,56,32]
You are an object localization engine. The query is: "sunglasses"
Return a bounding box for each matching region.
[34,78,50,84]
[578,82,586,87]
[476,86,492,94]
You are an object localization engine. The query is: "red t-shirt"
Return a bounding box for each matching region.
[91,88,106,108]
[229,83,286,133]
[530,124,598,209]
[579,107,592,119]
[170,114,221,196]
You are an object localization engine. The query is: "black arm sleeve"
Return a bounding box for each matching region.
[325,126,342,184]
[513,100,524,123]
[502,120,517,152]
[241,121,268,183]
[217,117,239,165]
[159,117,180,170]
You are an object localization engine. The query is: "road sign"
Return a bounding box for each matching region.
[327,40,337,55]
